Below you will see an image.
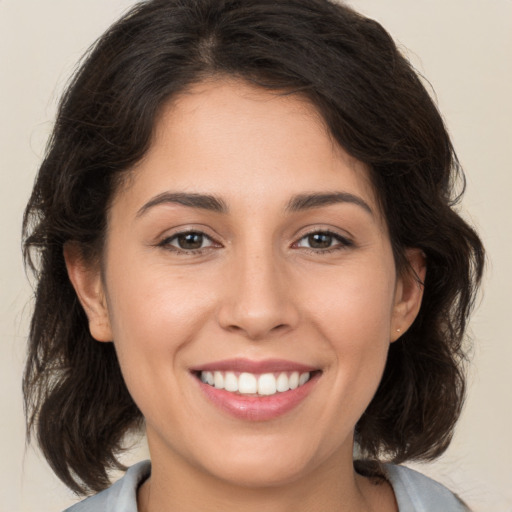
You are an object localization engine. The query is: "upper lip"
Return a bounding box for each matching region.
[190,358,318,374]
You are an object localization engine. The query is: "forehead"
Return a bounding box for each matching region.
[117,78,382,222]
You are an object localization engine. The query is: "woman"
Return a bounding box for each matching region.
[22,0,484,510]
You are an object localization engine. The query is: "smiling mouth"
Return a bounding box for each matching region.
[195,370,318,396]
[191,360,321,420]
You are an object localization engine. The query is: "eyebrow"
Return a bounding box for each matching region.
[136,191,373,218]
[136,192,228,217]
[285,192,373,215]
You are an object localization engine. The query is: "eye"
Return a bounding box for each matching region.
[160,231,217,252]
[295,231,352,251]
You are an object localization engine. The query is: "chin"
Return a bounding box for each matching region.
[189,431,334,489]
[204,455,310,489]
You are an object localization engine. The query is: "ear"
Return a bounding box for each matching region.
[390,248,426,342]
[63,242,113,342]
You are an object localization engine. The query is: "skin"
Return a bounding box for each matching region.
[66,79,425,512]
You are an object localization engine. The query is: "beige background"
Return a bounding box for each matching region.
[1,0,511,510]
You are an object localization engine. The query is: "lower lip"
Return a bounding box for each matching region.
[195,373,320,421]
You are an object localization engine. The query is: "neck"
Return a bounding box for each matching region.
[138,439,394,512]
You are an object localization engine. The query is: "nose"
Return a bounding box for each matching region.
[216,247,300,341]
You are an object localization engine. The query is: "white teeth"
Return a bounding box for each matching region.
[289,371,299,390]
[214,371,224,389]
[224,371,238,392]
[299,372,310,386]
[199,370,312,396]
[258,373,277,395]
[276,372,289,392]
[239,372,258,394]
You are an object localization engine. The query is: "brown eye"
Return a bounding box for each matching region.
[295,231,352,252]
[161,231,216,252]
[176,232,205,250]
[307,233,333,249]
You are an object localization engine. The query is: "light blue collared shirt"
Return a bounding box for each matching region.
[64,460,468,511]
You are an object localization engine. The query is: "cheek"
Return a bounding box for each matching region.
[107,257,214,334]
[104,264,217,395]
[300,265,395,409]
[303,261,396,342]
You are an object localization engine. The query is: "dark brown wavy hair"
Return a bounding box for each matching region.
[23,0,484,496]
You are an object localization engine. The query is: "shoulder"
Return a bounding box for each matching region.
[62,460,467,512]
[62,460,151,512]
[384,464,469,512]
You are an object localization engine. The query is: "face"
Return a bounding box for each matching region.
[67,79,424,490]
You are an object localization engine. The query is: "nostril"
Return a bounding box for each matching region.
[271,324,289,333]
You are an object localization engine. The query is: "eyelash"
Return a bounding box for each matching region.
[157,230,219,255]
[293,229,354,254]
[157,229,353,255]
